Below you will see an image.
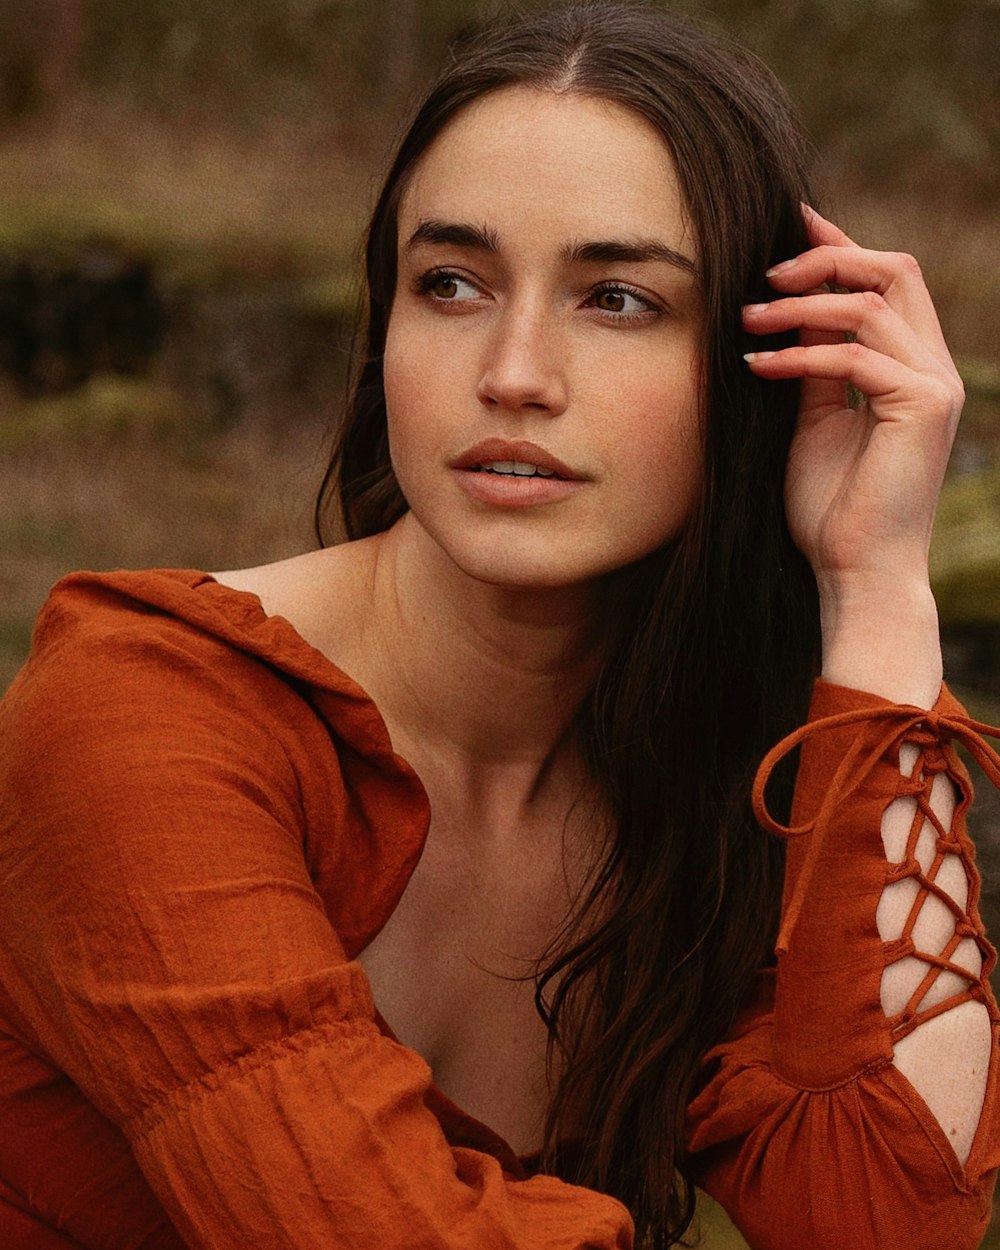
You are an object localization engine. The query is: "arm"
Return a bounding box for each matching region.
[686,213,1000,1248]
[689,678,1000,1249]
[754,207,990,1154]
[0,590,632,1250]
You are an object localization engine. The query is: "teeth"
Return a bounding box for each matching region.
[479,461,556,477]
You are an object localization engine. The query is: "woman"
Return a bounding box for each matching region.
[0,4,998,1248]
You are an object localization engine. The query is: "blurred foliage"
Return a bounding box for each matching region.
[691,0,1000,201]
[1,0,465,136]
[0,374,190,448]
[1,0,998,198]
[933,468,1000,627]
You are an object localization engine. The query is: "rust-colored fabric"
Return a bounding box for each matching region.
[0,568,997,1249]
[688,681,1000,1247]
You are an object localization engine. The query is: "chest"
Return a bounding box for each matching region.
[357,812,586,1155]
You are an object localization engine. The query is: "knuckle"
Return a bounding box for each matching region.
[924,377,959,414]
[858,290,888,316]
[843,340,867,362]
[946,369,966,400]
[821,244,843,266]
[893,251,923,281]
[927,379,950,407]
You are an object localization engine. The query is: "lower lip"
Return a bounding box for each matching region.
[454,468,586,508]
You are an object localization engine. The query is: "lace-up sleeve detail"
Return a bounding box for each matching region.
[753,686,999,1002]
[687,681,1000,1250]
[877,715,996,1045]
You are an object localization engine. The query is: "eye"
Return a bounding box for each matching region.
[588,283,661,319]
[417,269,482,302]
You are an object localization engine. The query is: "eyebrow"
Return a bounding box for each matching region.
[405,218,699,278]
[564,237,699,278]
[406,220,501,253]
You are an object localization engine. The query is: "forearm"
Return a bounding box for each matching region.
[817,571,941,709]
[723,209,998,1247]
[690,691,1000,1250]
[816,571,994,1162]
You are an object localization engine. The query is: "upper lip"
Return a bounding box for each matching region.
[451,438,583,480]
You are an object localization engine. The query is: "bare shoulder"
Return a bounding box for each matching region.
[213,538,382,664]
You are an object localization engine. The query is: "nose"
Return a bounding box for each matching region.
[476,304,568,417]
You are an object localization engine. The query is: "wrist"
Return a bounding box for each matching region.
[818,576,942,709]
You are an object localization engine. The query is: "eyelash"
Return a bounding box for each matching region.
[586,282,663,322]
[414,269,482,303]
[412,268,665,322]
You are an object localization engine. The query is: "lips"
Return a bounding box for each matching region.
[451,438,582,481]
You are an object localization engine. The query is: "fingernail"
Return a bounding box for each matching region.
[743,302,769,314]
[766,258,797,276]
[743,351,775,363]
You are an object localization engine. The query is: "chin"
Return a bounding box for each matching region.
[402,502,674,593]
[433,532,639,594]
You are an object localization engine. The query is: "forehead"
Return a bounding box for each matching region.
[399,86,695,256]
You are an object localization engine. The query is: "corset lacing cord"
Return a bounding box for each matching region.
[752,702,1000,1032]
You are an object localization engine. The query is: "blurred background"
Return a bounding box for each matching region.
[0,0,998,1236]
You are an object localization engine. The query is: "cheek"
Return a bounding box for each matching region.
[384,391,420,497]
[382,320,412,418]
[383,326,428,472]
[614,363,702,473]
[611,382,704,539]
[383,311,457,428]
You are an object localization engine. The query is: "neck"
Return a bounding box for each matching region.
[354,515,608,810]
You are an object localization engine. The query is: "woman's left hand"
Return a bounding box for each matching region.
[742,206,964,602]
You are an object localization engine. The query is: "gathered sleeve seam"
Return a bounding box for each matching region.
[127,1016,385,1142]
[763,1052,896,1096]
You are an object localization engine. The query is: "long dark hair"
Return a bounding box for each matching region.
[316,4,822,1245]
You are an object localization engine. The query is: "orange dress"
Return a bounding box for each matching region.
[0,568,998,1250]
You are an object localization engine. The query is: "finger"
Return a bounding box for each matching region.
[749,275,860,414]
[744,342,962,422]
[743,291,941,375]
[765,246,953,369]
[801,204,856,249]
[793,324,856,417]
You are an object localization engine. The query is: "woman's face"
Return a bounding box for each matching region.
[384,86,704,590]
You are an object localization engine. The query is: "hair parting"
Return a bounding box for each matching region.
[316,5,822,1244]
